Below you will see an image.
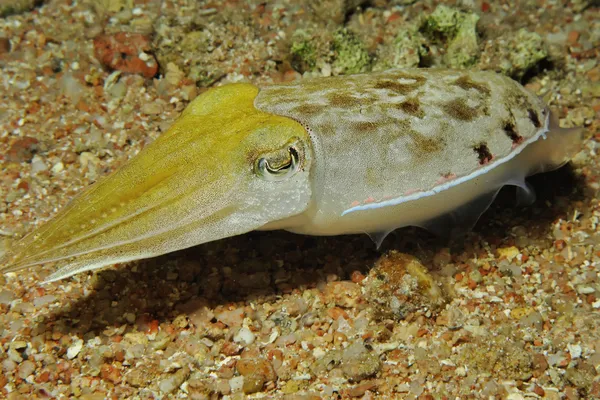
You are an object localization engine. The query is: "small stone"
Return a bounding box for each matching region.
[67,338,84,359]
[236,358,276,395]
[7,137,39,163]
[0,290,15,304]
[124,312,136,324]
[59,73,84,103]
[33,294,57,307]
[229,376,244,393]
[51,162,64,174]
[567,344,582,359]
[497,246,520,261]
[8,347,24,363]
[567,30,580,45]
[30,155,48,174]
[94,32,158,78]
[215,307,245,327]
[324,281,362,308]
[0,37,10,53]
[79,152,101,170]
[341,342,382,381]
[165,62,185,86]
[173,314,188,329]
[140,102,163,115]
[233,327,255,346]
[363,251,445,320]
[17,360,35,379]
[159,366,190,394]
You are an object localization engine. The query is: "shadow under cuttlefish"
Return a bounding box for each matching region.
[30,164,586,337]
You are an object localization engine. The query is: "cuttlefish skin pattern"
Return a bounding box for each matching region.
[0,69,583,282]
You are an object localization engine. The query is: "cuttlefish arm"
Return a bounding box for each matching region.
[0,84,314,282]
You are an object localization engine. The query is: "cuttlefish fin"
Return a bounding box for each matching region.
[417,188,502,239]
[505,178,537,207]
[367,229,394,249]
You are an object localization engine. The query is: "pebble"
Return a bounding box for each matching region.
[59,73,84,103]
[159,367,190,394]
[30,155,48,174]
[33,294,57,307]
[0,37,10,53]
[341,342,382,381]
[17,360,35,379]
[51,162,64,174]
[236,358,277,389]
[233,327,256,346]
[567,344,582,359]
[67,338,84,359]
[229,376,244,393]
[7,137,39,163]
[216,307,245,327]
[0,290,15,304]
[140,102,163,115]
[93,33,158,78]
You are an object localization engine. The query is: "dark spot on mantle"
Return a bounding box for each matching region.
[473,143,493,165]
[397,97,425,118]
[528,108,541,128]
[292,104,322,115]
[353,121,379,132]
[502,121,523,145]
[373,77,425,95]
[442,98,479,121]
[328,92,362,108]
[453,75,491,96]
[410,131,446,154]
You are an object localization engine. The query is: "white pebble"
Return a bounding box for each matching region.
[66,338,83,359]
[30,155,48,174]
[33,295,57,307]
[229,376,244,393]
[51,162,64,174]
[159,376,178,393]
[233,327,255,346]
[567,343,582,359]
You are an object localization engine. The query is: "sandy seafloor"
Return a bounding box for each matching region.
[0,0,599,399]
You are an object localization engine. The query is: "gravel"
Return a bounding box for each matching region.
[0,0,598,398]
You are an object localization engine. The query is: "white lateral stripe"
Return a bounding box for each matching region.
[341,113,550,216]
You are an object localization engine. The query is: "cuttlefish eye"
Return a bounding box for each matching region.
[255,139,301,181]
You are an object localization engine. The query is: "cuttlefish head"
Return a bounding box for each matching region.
[1,83,314,282]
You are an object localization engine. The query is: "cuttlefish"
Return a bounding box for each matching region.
[0,69,583,282]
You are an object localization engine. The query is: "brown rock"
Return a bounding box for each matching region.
[0,37,10,54]
[93,33,158,78]
[532,353,549,378]
[236,358,277,394]
[7,137,39,163]
[323,281,362,308]
[363,251,445,320]
[341,342,382,381]
[342,380,378,397]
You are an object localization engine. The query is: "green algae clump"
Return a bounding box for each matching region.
[290,33,319,72]
[422,5,464,40]
[374,24,427,70]
[421,5,481,68]
[332,28,372,75]
[479,28,548,79]
[290,28,372,75]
